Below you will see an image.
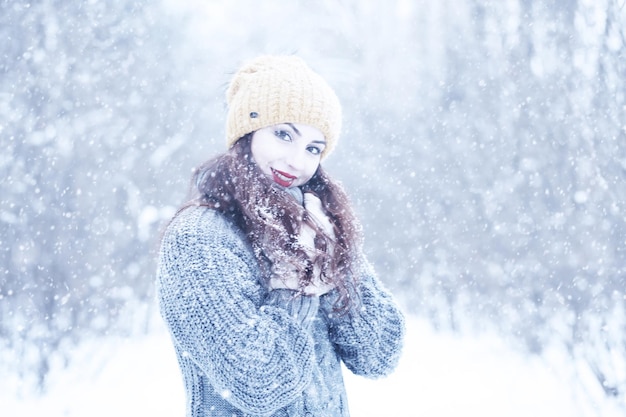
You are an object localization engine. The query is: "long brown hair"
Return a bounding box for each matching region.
[175,134,362,312]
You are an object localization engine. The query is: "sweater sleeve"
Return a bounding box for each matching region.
[320,255,405,378]
[156,207,317,416]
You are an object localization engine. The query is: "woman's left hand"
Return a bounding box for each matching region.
[300,193,336,296]
[268,193,336,296]
[303,193,335,240]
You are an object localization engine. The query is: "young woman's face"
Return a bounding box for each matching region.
[251,123,326,188]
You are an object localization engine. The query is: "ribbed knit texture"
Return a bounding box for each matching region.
[157,206,405,417]
[225,55,342,159]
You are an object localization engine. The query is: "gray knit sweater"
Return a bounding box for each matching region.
[157,205,405,417]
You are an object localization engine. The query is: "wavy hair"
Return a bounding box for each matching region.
[175,134,362,312]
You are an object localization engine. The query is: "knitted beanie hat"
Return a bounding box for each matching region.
[225,55,342,159]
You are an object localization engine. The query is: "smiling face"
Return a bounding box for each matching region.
[250,123,326,188]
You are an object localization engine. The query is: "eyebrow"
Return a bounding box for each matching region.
[285,123,327,145]
[286,123,302,136]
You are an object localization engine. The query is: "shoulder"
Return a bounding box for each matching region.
[168,205,238,233]
[162,205,248,251]
[158,205,259,287]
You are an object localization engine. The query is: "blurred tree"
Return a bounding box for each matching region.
[0,0,201,389]
[1,0,624,406]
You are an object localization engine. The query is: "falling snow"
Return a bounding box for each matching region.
[1,0,625,415]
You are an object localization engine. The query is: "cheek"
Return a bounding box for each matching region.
[299,160,320,184]
[250,137,271,168]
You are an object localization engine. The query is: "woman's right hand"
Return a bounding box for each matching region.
[268,267,300,292]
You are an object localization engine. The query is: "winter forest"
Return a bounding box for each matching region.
[1,0,625,415]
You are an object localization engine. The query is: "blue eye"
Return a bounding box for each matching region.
[307,146,322,155]
[274,130,292,141]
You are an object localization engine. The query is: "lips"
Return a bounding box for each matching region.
[271,168,296,187]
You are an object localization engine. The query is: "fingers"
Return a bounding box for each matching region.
[303,192,323,211]
[268,276,300,291]
[268,264,300,290]
[266,193,336,296]
[298,223,316,252]
[303,192,335,239]
[302,282,334,296]
[302,272,335,296]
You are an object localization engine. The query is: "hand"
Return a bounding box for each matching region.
[268,193,337,296]
[268,226,333,295]
[302,273,335,296]
[268,263,300,292]
[303,193,335,240]
[301,193,336,296]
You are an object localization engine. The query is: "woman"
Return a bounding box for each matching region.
[157,55,405,417]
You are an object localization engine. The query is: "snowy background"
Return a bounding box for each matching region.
[1,0,625,415]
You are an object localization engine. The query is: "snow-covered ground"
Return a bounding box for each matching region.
[3,315,623,417]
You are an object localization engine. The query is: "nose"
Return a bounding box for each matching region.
[285,147,307,172]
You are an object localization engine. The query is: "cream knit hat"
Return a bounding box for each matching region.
[225,55,342,159]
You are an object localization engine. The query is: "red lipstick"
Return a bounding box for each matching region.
[271,168,296,187]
